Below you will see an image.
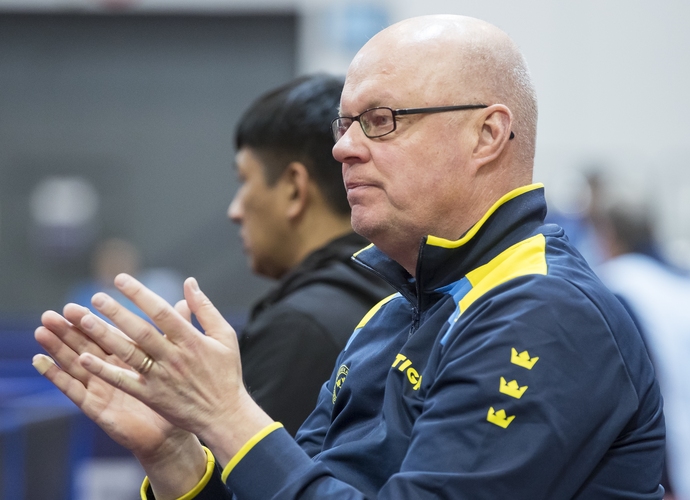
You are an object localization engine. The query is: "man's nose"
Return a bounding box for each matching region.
[228,194,243,223]
[332,121,369,164]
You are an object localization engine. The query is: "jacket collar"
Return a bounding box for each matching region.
[353,184,547,303]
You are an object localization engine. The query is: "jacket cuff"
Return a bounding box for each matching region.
[221,422,284,482]
[225,425,319,500]
[140,446,216,500]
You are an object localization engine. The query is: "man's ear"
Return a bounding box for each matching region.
[471,104,513,170]
[281,161,311,220]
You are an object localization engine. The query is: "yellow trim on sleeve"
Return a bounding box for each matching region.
[139,446,216,500]
[221,422,284,483]
[426,183,543,249]
[355,292,398,330]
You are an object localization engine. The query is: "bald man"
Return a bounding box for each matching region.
[34,15,665,499]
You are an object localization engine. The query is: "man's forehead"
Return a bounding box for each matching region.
[339,80,397,114]
[340,37,456,114]
[235,147,264,172]
[340,61,420,114]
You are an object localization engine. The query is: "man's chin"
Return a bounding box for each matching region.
[245,253,262,274]
[351,215,385,245]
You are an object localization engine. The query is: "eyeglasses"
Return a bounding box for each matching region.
[331,104,514,143]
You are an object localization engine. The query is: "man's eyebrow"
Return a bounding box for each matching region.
[337,101,385,117]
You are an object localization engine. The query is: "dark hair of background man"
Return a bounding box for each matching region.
[235,74,350,216]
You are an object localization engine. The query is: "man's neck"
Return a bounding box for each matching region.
[291,214,354,271]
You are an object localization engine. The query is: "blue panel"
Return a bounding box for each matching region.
[439,278,472,346]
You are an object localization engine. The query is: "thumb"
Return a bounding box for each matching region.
[183,278,238,349]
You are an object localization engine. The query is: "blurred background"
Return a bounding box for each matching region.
[1,0,689,498]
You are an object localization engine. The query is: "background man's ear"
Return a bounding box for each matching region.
[282,161,311,219]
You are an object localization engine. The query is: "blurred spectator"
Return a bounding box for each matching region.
[545,170,606,267]
[229,74,392,435]
[593,198,690,500]
[67,237,185,320]
[29,175,101,262]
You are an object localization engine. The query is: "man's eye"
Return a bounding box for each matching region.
[369,114,391,128]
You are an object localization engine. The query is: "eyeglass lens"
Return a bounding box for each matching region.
[332,107,396,142]
[359,108,395,138]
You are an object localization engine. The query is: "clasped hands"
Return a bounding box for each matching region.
[34,274,273,498]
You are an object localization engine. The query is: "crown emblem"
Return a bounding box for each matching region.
[499,376,528,399]
[332,364,349,403]
[487,407,515,428]
[511,347,539,369]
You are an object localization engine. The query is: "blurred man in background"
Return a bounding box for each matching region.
[66,237,185,322]
[594,196,690,500]
[228,74,391,434]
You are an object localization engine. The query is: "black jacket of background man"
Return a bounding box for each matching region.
[238,232,393,435]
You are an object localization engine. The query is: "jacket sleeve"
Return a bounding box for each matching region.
[294,358,344,458]
[241,305,342,436]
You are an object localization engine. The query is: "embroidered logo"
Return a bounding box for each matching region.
[332,364,349,403]
[499,376,528,399]
[511,347,539,370]
[487,407,515,428]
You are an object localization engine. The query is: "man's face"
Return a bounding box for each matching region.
[228,147,291,279]
[333,46,477,256]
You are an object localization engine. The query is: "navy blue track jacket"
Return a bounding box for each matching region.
[150,184,665,499]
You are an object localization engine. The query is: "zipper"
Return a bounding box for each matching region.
[409,305,420,338]
[408,236,426,337]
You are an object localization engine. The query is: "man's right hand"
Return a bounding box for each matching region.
[34,304,208,500]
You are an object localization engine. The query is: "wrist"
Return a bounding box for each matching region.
[138,433,208,500]
[197,391,274,466]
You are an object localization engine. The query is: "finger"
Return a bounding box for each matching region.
[32,354,88,409]
[64,303,132,344]
[89,290,169,361]
[174,299,192,323]
[111,273,199,345]
[35,325,93,383]
[78,310,155,375]
[79,352,142,396]
[183,278,237,348]
[41,309,109,359]
[62,303,92,329]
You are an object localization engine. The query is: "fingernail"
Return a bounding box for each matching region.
[189,277,201,293]
[32,354,56,375]
[91,293,105,308]
[81,314,96,331]
[114,273,131,288]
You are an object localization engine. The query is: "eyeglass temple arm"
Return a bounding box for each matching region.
[393,104,488,116]
[393,106,515,139]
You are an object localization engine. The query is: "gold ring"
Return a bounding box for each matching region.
[137,354,154,375]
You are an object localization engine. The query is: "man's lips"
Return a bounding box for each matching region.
[345,180,378,192]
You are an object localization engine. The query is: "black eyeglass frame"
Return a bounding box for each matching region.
[331,104,515,142]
